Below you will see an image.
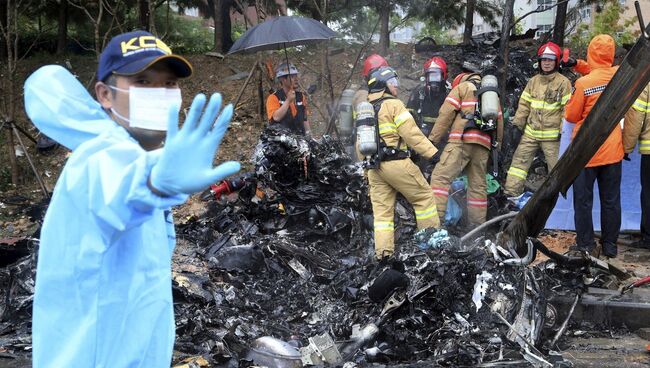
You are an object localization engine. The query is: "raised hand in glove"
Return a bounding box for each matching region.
[149,93,241,196]
[560,57,577,69]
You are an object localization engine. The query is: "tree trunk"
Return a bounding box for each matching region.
[148,0,156,34]
[498,0,515,99]
[138,0,150,31]
[552,0,568,47]
[378,3,390,55]
[3,0,18,185]
[0,0,6,62]
[93,0,104,59]
[463,0,476,45]
[221,0,234,52]
[213,0,223,52]
[56,0,68,54]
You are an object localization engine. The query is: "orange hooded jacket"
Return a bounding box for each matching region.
[564,34,624,167]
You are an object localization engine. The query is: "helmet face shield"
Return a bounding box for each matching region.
[386,77,399,88]
[426,68,443,83]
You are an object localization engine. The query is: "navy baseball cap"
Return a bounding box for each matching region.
[97,30,192,82]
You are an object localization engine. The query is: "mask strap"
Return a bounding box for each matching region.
[108,85,129,93]
[110,107,130,124]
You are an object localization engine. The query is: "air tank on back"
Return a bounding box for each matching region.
[355,101,378,157]
[480,75,499,124]
[338,89,355,137]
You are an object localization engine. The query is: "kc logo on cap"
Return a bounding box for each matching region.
[120,35,172,56]
[98,30,192,82]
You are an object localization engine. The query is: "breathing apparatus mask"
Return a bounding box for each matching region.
[108,86,182,130]
[425,68,444,93]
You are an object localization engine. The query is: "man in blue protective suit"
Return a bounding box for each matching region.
[25,30,240,367]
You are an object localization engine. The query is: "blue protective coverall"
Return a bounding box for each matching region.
[25,65,188,367]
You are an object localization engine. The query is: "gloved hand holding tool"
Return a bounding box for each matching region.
[150,93,241,196]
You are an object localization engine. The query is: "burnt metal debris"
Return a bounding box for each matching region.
[169,129,645,367]
[0,123,647,367]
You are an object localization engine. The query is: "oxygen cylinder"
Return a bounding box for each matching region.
[338,89,355,137]
[480,75,499,123]
[355,101,378,157]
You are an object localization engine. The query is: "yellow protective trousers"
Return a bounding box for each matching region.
[368,158,440,259]
[504,135,559,197]
[430,142,489,225]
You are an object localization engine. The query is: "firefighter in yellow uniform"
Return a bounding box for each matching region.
[362,66,440,259]
[623,82,650,248]
[429,72,503,226]
[504,42,572,197]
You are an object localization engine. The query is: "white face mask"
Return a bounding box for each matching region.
[110,86,182,131]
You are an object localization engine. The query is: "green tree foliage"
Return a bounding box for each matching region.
[416,20,455,44]
[568,0,637,52]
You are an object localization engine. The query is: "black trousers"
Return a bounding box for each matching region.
[641,155,650,242]
[573,162,622,254]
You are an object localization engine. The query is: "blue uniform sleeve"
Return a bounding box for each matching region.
[62,128,188,234]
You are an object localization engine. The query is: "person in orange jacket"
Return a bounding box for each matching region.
[564,34,624,258]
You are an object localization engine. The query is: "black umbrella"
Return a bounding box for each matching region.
[228,15,338,71]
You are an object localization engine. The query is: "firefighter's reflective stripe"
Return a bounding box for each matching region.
[394,111,411,128]
[524,126,560,140]
[633,98,650,113]
[445,96,461,109]
[467,197,488,208]
[561,93,571,104]
[423,116,436,123]
[449,131,464,142]
[415,205,438,220]
[640,139,650,153]
[432,187,449,197]
[378,119,398,135]
[462,131,492,145]
[521,91,568,110]
[374,221,394,231]
[507,166,528,180]
[461,100,477,108]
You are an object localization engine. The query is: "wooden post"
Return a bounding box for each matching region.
[258,62,265,125]
[233,62,259,109]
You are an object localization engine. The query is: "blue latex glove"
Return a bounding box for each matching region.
[150,93,241,196]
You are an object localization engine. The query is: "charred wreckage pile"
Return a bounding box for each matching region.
[168,128,628,367]
[161,127,635,367]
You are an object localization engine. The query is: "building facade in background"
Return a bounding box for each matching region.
[448,0,649,42]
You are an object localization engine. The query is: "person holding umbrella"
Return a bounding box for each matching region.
[266,62,312,136]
